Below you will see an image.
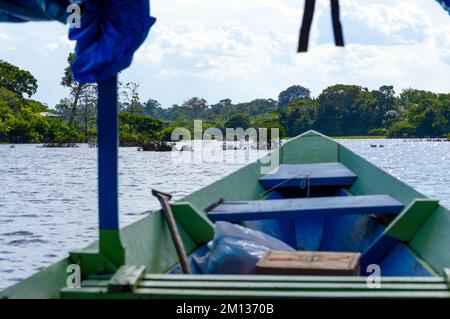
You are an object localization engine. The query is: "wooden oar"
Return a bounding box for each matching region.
[152,189,192,274]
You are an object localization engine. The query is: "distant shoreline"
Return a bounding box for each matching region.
[332,136,387,140]
[284,135,449,140]
[3,135,450,145]
[331,136,449,140]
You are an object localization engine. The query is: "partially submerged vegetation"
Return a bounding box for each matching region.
[137,141,174,152]
[1,58,449,146]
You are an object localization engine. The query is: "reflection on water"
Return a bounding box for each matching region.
[0,139,449,289]
[339,139,450,208]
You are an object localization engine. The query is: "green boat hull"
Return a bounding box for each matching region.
[2,131,450,299]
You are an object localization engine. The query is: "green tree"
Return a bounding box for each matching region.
[0,118,10,142]
[44,120,82,143]
[388,89,450,137]
[218,98,232,107]
[235,99,278,117]
[60,53,96,126]
[388,121,416,138]
[120,81,143,115]
[55,98,72,122]
[316,84,377,136]
[78,90,97,142]
[143,99,162,118]
[0,84,84,143]
[371,85,398,127]
[278,85,311,109]
[224,113,251,130]
[253,113,285,138]
[118,112,164,145]
[279,99,317,136]
[181,97,209,118]
[0,60,37,97]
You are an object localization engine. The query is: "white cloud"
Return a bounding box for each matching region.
[343,1,431,43]
[156,0,300,19]
[133,0,450,99]
[44,36,74,51]
[44,42,60,51]
[1,0,449,108]
[136,21,287,82]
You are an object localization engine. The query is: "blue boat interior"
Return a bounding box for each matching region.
[171,162,435,277]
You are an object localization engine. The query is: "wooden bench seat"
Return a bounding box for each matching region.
[259,162,357,189]
[208,195,404,222]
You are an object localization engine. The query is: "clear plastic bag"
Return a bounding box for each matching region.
[195,222,294,274]
[241,219,296,248]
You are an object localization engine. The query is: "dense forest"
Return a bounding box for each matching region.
[1,57,449,145]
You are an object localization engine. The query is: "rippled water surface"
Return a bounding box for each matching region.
[0,139,449,289]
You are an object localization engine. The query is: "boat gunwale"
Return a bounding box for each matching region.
[2,130,449,298]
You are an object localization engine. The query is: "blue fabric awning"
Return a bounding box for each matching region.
[437,0,450,14]
[69,1,155,83]
[0,0,155,83]
[0,1,77,23]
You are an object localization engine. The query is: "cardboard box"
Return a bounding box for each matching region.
[256,250,360,276]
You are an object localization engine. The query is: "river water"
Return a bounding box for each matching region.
[0,139,449,289]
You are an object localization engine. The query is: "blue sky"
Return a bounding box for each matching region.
[0,0,449,108]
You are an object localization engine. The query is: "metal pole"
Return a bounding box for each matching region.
[97,75,125,266]
[98,75,119,230]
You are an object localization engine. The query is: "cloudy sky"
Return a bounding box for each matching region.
[0,0,449,108]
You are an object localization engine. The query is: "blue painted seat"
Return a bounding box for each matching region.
[208,195,404,222]
[259,162,357,189]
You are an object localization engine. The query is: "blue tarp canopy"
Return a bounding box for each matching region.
[0,0,156,83]
[0,0,74,22]
[437,0,450,14]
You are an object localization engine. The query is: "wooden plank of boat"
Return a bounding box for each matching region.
[78,279,448,290]
[208,195,404,222]
[60,288,450,299]
[259,163,357,189]
[62,270,450,299]
[107,265,146,293]
[60,275,450,299]
[144,274,445,283]
[75,280,450,291]
[79,274,447,288]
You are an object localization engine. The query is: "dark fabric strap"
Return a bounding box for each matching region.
[298,0,316,52]
[298,0,345,52]
[331,0,344,47]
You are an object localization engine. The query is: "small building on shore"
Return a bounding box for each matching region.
[39,112,63,123]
